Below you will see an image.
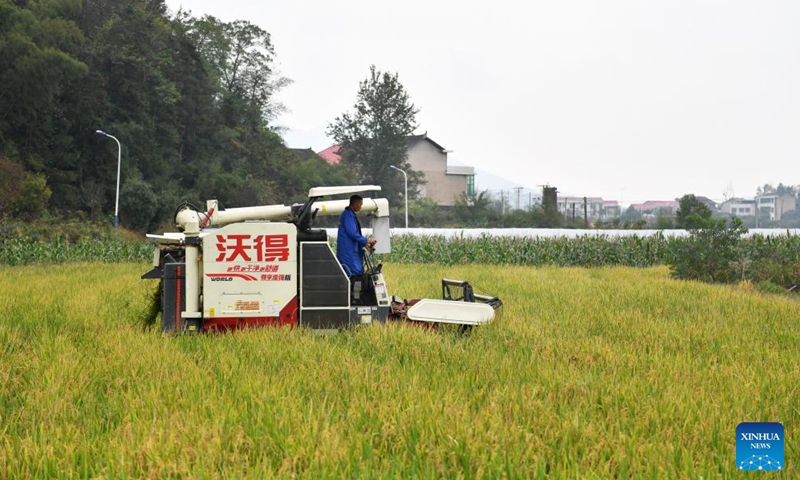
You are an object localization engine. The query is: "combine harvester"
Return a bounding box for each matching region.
[143,186,501,333]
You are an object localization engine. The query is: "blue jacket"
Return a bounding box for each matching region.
[337,207,368,276]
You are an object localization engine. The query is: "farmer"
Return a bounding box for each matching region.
[336,194,377,276]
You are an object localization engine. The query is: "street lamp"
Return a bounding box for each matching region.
[96,130,121,228]
[389,165,408,229]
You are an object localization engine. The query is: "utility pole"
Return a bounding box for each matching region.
[583,196,588,228]
[514,187,523,210]
[755,195,759,229]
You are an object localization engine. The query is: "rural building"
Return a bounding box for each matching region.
[556,196,605,220]
[720,198,756,217]
[317,133,476,207]
[602,200,621,218]
[630,200,679,213]
[695,196,720,212]
[289,148,320,160]
[316,145,341,165]
[755,193,796,221]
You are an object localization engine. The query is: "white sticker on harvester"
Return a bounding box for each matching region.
[361,315,372,324]
[357,307,372,314]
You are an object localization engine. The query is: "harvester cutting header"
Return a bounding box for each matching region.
[143,186,501,333]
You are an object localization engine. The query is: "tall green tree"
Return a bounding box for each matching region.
[775,183,796,196]
[0,0,88,181]
[184,15,290,129]
[327,65,423,209]
[178,13,298,207]
[676,194,713,229]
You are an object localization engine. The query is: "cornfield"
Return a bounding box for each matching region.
[385,233,680,266]
[0,237,153,265]
[4,232,800,269]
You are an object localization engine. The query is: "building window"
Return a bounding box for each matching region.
[467,175,475,196]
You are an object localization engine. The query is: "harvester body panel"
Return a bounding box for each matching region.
[203,222,297,320]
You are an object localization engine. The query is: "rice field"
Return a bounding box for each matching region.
[0,262,797,479]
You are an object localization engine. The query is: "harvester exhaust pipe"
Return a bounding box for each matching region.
[180,214,202,324]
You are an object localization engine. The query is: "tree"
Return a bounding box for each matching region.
[668,217,748,284]
[676,194,713,229]
[185,15,290,128]
[655,208,675,229]
[756,184,775,196]
[120,178,157,231]
[408,197,447,227]
[0,2,308,229]
[529,205,563,228]
[13,171,52,220]
[79,178,105,221]
[775,183,797,197]
[0,158,26,217]
[284,149,351,206]
[453,191,500,227]
[0,0,88,189]
[619,205,642,223]
[327,65,423,210]
[722,182,735,202]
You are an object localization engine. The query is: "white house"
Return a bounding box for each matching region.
[720,198,756,217]
[755,194,796,221]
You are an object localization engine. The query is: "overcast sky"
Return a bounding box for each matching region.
[165,0,799,203]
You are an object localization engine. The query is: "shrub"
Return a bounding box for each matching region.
[668,217,747,283]
[0,158,25,217]
[13,172,52,220]
[0,158,51,220]
[120,179,157,231]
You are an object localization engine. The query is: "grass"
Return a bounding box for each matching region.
[0,262,797,478]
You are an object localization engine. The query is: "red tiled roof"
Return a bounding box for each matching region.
[317,145,341,165]
[631,200,678,211]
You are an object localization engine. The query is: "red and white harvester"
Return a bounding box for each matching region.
[142,186,501,333]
